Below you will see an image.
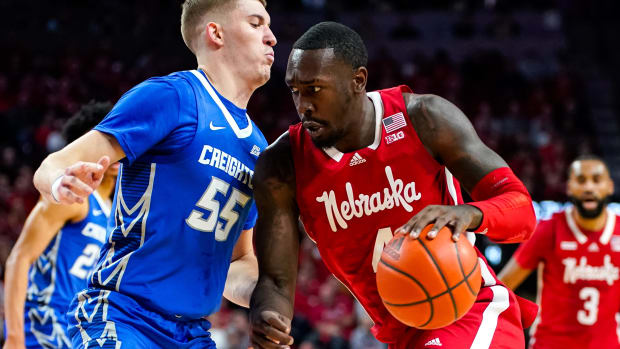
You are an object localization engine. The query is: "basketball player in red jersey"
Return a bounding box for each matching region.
[499,155,620,349]
[249,22,537,349]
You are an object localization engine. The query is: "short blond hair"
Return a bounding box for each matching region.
[181,0,267,53]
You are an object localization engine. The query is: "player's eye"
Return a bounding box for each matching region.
[290,87,299,94]
[250,23,260,28]
[310,86,321,93]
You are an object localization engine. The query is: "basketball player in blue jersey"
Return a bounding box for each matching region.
[32,0,277,348]
[4,102,116,349]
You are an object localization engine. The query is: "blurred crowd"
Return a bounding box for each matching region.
[0,0,602,348]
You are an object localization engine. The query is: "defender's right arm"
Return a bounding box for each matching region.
[34,130,124,205]
[249,132,297,349]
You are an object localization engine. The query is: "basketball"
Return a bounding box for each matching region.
[376,225,481,329]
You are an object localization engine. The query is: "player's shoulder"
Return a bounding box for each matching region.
[260,131,291,160]
[530,211,564,241]
[143,71,195,94]
[254,131,294,184]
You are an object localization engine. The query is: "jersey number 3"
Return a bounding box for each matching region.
[577,287,599,325]
[186,176,251,241]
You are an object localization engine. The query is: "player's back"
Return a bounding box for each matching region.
[289,85,503,343]
[81,70,267,320]
[24,192,109,348]
[529,208,620,349]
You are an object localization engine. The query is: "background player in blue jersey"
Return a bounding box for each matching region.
[4,102,117,349]
[32,0,277,348]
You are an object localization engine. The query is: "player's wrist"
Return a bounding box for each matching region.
[50,175,64,203]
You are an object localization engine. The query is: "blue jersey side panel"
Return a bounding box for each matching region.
[88,70,267,319]
[23,194,108,348]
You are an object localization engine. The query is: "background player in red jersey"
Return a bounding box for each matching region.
[249,22,537,348]
[499,155,619,349]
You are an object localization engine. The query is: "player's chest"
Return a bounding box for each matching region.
[299,161,446,233]
[554,241,620,287]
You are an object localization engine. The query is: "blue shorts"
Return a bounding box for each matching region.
[67,289,215,349]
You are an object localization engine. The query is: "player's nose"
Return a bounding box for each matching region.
[297,98,314,116]
[264,26,277,47]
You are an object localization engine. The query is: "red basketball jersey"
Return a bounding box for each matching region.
[289,86,504,343]
[514,207,620,349]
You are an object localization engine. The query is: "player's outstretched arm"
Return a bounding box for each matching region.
[224,228,258,308]
[398,93,536,243]
[3,199,86,349]
[497,258,534,290]
[249,132,297,349]
[34,130,125,205]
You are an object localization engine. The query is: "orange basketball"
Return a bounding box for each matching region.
[376,225,481,329]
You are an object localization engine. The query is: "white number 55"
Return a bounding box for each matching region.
[186,176,250,241]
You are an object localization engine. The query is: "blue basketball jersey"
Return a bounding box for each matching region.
[23,193,109,348]
[85,70,267,320]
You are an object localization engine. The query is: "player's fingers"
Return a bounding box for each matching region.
[395,217,416,236]
[61,175,94,197]
[57,185,85,204]
[262,311,291,332]
[262,314,293,345]
[410,206,440,238]
[65,162,104,185]
[451,218,469,242]
[92,156,111,182]
[250,331,290,349]
[426,214,451,240]
[256,324,293,346]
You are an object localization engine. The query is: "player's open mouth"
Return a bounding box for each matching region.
[582,199,598,210]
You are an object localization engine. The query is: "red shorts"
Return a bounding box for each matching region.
[388,285,527,349]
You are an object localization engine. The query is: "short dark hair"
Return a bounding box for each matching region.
[62,101,113,143]
[293,22,368,69]
[568,154,609,176]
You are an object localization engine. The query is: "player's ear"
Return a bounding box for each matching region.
[205,22,224,48]
[352,66,368,94]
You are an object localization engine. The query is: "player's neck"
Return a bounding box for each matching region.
[333,95,376,153]
[197,63,253,109]
[573,207,608,233]
[96,176,116,204]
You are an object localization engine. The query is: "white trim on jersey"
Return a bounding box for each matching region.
[92,190,111,218]
[600,208,616,245]
[470,258,511,349]
[565,206,616,245]
[444,168,477,246]
[565,207,588,244]
[322,91,384,162]
[190,70,253,139]
[470,285,510,349]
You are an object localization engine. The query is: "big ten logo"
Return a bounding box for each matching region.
[385,131,405,145]
[81,223,106,244]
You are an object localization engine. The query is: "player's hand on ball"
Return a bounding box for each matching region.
[52,156,110,205]
[397,204,482,241]
[249,310,294,349]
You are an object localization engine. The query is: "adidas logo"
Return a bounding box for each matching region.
[425,338,442,347]
[349,153,366,166]
[588,242,600,252]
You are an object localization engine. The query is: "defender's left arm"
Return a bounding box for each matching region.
[224,228,258,308]
[398,93,536,243]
